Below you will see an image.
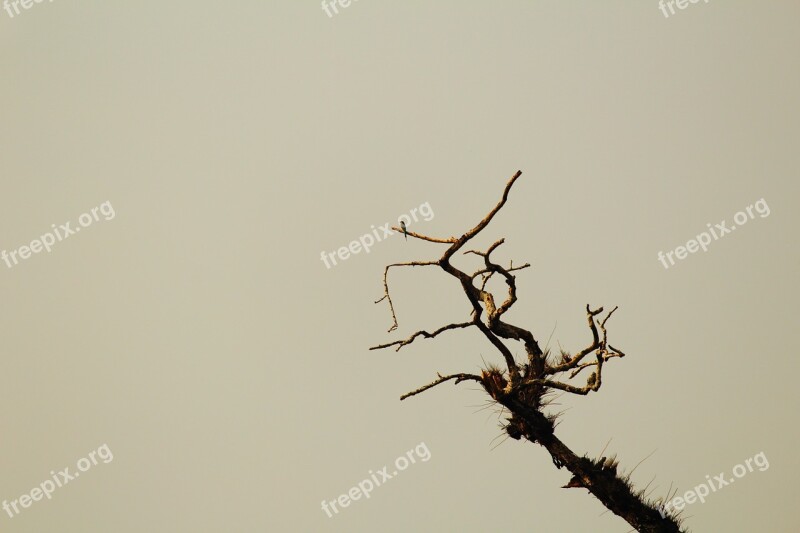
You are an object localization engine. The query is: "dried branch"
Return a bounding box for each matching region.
[473,262,531,292]
[464,238,506,259]
[369,321,474,352]
[399,372,483,400]
[546,305,606,375]
[374,261,439,332]
[440,170,523,262]
[369,169,683,532]
[388,228,456,244]
[535,353,605,395]
[568,350,625,379]
[372,171,535,383]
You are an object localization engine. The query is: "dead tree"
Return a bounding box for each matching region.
[370,171,686,533]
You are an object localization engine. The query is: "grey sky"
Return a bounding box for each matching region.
[1,1,798,531]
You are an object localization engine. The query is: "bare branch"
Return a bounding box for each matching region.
[472,262,531,292]
[400,372,483,400]
[369,170,682,532]
[369,321,474,352]
[474,320,521,381]
[478,270,496,292]
[374,261,439,332]
[546,305,604,375]
[464,238,506,259]
[536,353,605,395]
[568,350,624,379]
[568,361,601,379]
[389,228,457,244]
[441,170,523,262]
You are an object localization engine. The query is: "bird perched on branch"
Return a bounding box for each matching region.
[400,220,408,240]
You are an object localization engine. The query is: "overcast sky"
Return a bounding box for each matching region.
[1,1,799,532]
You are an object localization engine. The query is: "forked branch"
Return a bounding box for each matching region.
[369,170,683,532]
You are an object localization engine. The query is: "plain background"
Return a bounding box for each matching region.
[1,1,798,531]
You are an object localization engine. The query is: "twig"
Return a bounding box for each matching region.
[369,322,474,351]
[400,372,483,400]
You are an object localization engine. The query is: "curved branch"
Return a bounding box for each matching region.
[536,353,604,395]
[374,261,439,332]
[441,170,522,262]
[369,170,679,531]
[369,321,474,352]
[474,320,520,382]
[546,305,604,375]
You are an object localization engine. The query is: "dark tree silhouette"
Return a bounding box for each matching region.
[370,171,686,533]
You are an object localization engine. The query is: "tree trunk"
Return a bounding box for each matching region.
[505,399,684,533]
